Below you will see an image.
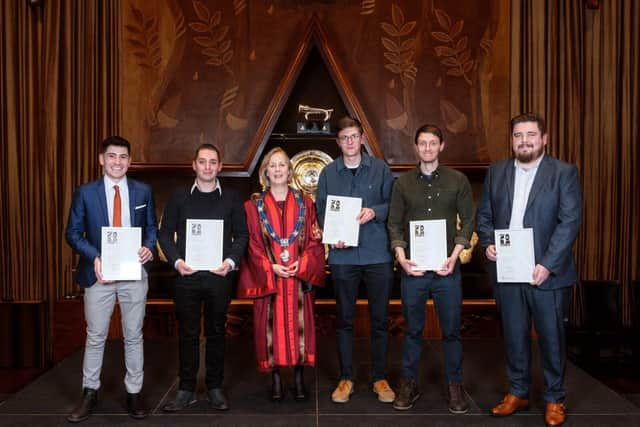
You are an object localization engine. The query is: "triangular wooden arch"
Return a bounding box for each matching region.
[223,14,383,176]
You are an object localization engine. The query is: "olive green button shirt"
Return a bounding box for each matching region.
[387,165,475,255]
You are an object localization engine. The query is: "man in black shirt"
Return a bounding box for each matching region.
[159,144,248,412]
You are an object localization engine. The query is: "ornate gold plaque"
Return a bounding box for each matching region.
[290,150,333,199]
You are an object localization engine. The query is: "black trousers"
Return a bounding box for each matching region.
[174,272,232,391]
[330,263,393,382]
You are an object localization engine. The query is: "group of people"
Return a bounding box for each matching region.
[65,113,581,427]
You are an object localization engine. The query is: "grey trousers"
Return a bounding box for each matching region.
[82,275,148,393]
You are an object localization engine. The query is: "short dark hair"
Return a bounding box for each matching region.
[511,113,547,135]
[101,136,130,154]
[335,116,363,134]
[193,143,222,161]
[414,124,443,144]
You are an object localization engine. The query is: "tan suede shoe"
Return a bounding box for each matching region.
[372,379,395,403]
[331,379,354,403]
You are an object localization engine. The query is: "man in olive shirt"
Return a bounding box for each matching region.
[387,124,475,412]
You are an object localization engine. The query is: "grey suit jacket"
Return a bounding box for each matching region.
[476,154,582,289]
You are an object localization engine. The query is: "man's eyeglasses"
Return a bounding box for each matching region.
[338,133,362,142]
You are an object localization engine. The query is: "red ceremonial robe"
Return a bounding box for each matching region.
[238,188,325,371]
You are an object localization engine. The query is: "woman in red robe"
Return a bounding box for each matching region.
[238,147,325,401]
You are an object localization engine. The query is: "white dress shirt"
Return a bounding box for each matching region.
[509,154,543,229]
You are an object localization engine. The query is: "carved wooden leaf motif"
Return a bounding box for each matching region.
[125,3,162,70]
[381,3,419,133]
[400,38,416,51]
[189,22,210,32]
[212,26,229,42]
[456,36,468,53]
[233,0,247,15]
[432,32,452,43]
[130,3,143,23]
[220,86,239,110]
[194,36,214,47]
[360,0,375,15]
[175,13,186,39]
[380,3,418,78]
[434,8,451,31]
[431,8,474,86]
[381,37,400,53]
[380,22,399,37]
[188,1,233,70]
[384,52,398,63]
[397,22,416,37]
[385,63,403,74]
[210,11,221,27]
[450,20,464,39]
[391,3,404,28]
[193,0,210,22]
[222,50,233,64]
[480,37,493,54]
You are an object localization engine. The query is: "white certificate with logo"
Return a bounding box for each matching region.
[185,219,224,270]
[494,228,535,283]
[101,227,141,281]
[409,219,448,271]
[322,195,362,247]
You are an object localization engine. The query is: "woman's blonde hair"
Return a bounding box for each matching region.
[258,147,293,190]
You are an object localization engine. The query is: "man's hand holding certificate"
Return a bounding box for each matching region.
[409,219,448,271]
[100,227,142,281]
[185,219,224,271]
[494,228,536,283]
[321,195,362,247]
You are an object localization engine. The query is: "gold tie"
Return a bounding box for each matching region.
[113,185,122,227]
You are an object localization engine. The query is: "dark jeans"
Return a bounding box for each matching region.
[174,272,232,391]
[330,263,393,382]
[494,284,571,403]
[400,266,463,383]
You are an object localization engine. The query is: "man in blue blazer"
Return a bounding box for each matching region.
[476,113,582,426]
[65,136,157,423]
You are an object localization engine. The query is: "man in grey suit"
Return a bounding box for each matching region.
[65,136,158,422]
[476,113,582,427]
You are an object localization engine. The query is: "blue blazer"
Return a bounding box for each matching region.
[476,155,582,289]
[65,177,158,287]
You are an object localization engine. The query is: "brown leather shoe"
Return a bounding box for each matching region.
[67,387,98,423]
[491,393,529,416]
[545,402,566,426]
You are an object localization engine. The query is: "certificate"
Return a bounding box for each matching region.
[494,228,535,283]
[321,195,361,247]
[185,219,224,270]
[409,219,448,271]
[101,227,141,281]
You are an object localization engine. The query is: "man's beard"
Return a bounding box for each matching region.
[514,145,544,163]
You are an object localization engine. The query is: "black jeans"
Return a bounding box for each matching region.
[174,272,232,391]
[330,263,393,382]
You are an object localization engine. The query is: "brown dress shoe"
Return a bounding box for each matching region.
[491,393,529,416]
[545,402,566,426]
[67,387,98,423]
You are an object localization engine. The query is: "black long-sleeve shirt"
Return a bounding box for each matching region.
[158,185,248,268]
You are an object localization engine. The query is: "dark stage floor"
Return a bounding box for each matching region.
[1,337,639,426]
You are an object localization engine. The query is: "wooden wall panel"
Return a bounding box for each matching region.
[120,0,511,169]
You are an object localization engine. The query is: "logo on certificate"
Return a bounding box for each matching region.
[498,232,511,247]
[414,224,424,237]
[191,223,202,236]
[330,199,341,212]
[107,231,118,244]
